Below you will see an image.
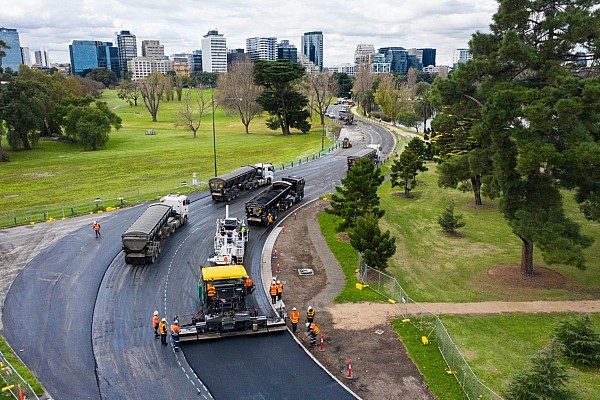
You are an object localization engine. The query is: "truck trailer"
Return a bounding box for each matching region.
[178,264,286,341]
[244,176,305,226]
[347,148,379,170]
[121,194,189,265]
[209,163,274,202]
[207,205,248,265]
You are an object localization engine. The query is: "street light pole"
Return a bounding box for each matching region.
[321,123,325,151]
[212,94,217,177]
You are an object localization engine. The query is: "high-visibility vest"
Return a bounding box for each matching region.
[310,323,320,335]
[270,284,278,296]
[152,315,159,328]
[277,283,283,294]
[93,223,100,231]
[267,215,273,222]
[207,284,216,297]
[245,277,253,287]
[290,311,300,324]
[307,309,315,318]
[159,322,168,335]
[170,324,181,334]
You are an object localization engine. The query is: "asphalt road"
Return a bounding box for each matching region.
[2,120,395,399]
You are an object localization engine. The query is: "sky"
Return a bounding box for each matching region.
[4,0,499,67]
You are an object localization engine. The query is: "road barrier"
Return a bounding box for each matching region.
[0,351,40,400]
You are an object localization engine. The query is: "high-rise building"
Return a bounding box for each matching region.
[0,27,23,72]
[327,63,355,76]
[301,31,323,71]
[69,40,120,76]
[277,40,297,63]
[370,53,391,74]
[419,48,436,67]
[188,50,203,73]
[127,57,173,81]
[354,44,375,68]
[141,40,164,60]
[21,47,31,66]
[453,48,472,69]
[227,48,250,66]
[116,30,137,77]
[378,47,408,74]
[202,29,227,73]
[246,37,277,62]
[34,49,50,67]
[298,53,319,74]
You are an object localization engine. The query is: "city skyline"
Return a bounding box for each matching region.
[4,0,497,67]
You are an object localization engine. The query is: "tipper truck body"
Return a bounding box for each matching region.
[209,163,274,202]
[244,176,305,225]
[121,194,189,265]
[347,148,379,170]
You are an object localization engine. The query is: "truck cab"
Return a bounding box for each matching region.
[160,194,189,221]
[254,163,274,183]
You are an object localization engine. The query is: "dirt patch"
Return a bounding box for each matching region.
[392,192,421,200]
[336,232,350,243]
[275,200,432,399]
[488,264,567,289]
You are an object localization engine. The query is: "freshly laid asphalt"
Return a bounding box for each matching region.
[2,119,395,399]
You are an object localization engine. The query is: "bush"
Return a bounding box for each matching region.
[553,315,600,367]
[437,201,465,232]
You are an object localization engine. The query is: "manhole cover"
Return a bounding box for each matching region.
[298,268,314,275]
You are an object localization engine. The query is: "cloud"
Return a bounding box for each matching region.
[5,0,498,66]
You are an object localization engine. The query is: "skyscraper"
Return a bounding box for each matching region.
[188,50,203,73]
[419,48,436,67]
[277,40,297,63]
[453,48,472,69]
[69,40,120,76]
[301,31,323,71]
[0,27,23,72]
[246,37,277,61]
[378,47,408,74]
[34,49,50,67]
[355,44,375,68]
[141,40,164,60]
[202,29,227,73]
[21,47,31,66]
[116,30,137,77]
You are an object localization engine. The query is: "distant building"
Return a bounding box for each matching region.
[69,40,120,77]
[34,49,50,67]
[420,48,436,67]
[326,63,355,76]
[188,50,203,73]
[21,47,31,66]
[422,64,449,77]
[202,29,227,73]
[173,61,190,77]
[354,44,375,68]
[141,40,164,60]
[246,37,277,61]
[378,47,408,74]
[277,40,297,63]
[453,48,472,69]
[301,31,323,71]
[127,56,173,81]
[116,30,137,76]
[0,27,23,71]
[227,48,250,66]
[298,53,319,74]
[370,53,391,74]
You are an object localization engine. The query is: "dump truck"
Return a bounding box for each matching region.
[244,176,305,226]
[347,148,379,170]
[207,205,248,265]
[178,264,286,341]
[209,163,274,202]
[341,137,352,148]
[121,194,189,265]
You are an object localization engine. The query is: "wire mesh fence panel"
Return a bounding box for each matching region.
[0,351,40,399]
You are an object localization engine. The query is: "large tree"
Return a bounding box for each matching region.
[0,78,45,149]
[64,101,122,150]
[254,59,310,135]
[217,60,263,134]
[436,0,600,275]
[349,213,396,271]
[139,72,168,122]
[390,146,428,196]
[85,68,117,89]
[117,80,141,106]
[352,66,374,116]
[374,73,411,124]
[326,157,384,231]
[302,71,339,125]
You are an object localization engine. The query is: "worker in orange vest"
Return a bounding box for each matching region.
[152,310,160,338]
[290,307,300,333]
[307,322,321,346]
[276,280,283,301]
[207,283,217,298]
[267,213,274,229]
[245,276,254,294]
[93,221,101,238]
[159,318,168,346]
[269,282,278,304]
[306,306,315,324]
[170,319,181,351]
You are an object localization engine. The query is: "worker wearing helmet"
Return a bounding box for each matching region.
[308,322,321,346]
[245,276,254,294]
[159,318,168,346]
[276,280,283,301]
[306,306,315,324]
[93,221,101,238]
[152,310,160,338]
[290,307,300,333]
[170,319,181,352]
[269,281,278,304]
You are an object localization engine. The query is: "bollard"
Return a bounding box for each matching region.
[347,359,353,378]
[273,247,278,259]
[282,224,286,233]
[319,333,325,352]
[294,211,297,220]
[276,261,281,273]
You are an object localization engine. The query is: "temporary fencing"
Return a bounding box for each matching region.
[358,254,504,400]
[0,350,40,400]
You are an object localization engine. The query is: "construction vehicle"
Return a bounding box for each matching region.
[207,205,248,265]
[244,176,305,226]
[347,148,379,170]
[341,137,352,148]
[209,163,274,202]
[178,264,286,341]
[338,107,354,125]
[122,194,189,265]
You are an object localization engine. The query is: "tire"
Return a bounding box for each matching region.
[182,215,188,225]
[267,178,272,185]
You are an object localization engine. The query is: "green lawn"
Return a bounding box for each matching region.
[0,89,332,223]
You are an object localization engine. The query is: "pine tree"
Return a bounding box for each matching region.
[349,213,396,270]
[554,315,600,367]
[437,201,466,233]
[390,147,427,196]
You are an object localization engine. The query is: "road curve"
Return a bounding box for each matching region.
[2,122,394,399]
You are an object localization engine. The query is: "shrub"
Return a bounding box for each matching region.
[437,201,465,232]
[553,315,600,367]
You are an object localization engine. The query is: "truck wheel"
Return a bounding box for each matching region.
[125,257,131,265]
[182,215,188,225]
[267,178,271,185]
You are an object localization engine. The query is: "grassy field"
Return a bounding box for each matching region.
[0,89,331,217]
[0,337,44,395]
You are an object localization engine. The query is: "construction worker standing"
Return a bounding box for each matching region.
[307,322,321,346]
[245,276,254,294]
[159,318,168,346]
[276,280,283,301]
[267,213,274,229]
[93,221,101,238]
[152,310,160,338]
[306,306,315,324]
[290,307,300,333]
[269,281,278,304]
[170,319,181,352]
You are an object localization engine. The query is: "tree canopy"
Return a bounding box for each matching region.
[349,213,396,270]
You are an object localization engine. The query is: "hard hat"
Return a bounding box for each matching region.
[174,320,179,325]
[308,306,313,310]
[277,280,281,284]
[153,310,159,316]
[292,307,296,311]
[93,221,97,224]
[272,277,276,281]
[161,318,167,322]
[306,322,310,327]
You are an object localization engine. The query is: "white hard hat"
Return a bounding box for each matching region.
[153,310,159,316]
[93,221,97,224]
[272,277,276,281]
[162,318,167,322]
[292,307,296,311]
[174,320,179,325]
[308,306,313,310]
[306,322,310,327]
[277,280,281,284]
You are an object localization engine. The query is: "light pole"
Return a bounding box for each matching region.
[212,94,217,177]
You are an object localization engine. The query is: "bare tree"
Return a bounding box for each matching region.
[164,75,174,101]
[407,68,418,99]
[117,80,141,106]
[177,89,209,138]
[216,60,263,134]
[139,72,167,122]
[352,66,374,116]
[175,75,185,101]
[302,72,339,125]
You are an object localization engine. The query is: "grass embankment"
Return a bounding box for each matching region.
[318,151,600,397]
[0,89,330,220]
[0,337,44,395]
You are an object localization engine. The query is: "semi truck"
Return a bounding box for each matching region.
[121,194,189,265]
[347,148,379,170]
[209,163,275,202]
[244,176,305,226]
[207,205,248,265]
[178,264,286,341]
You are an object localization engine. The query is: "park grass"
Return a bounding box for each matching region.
[0,337,45,395]
[440,313,600,399]
[0,89,332,221]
